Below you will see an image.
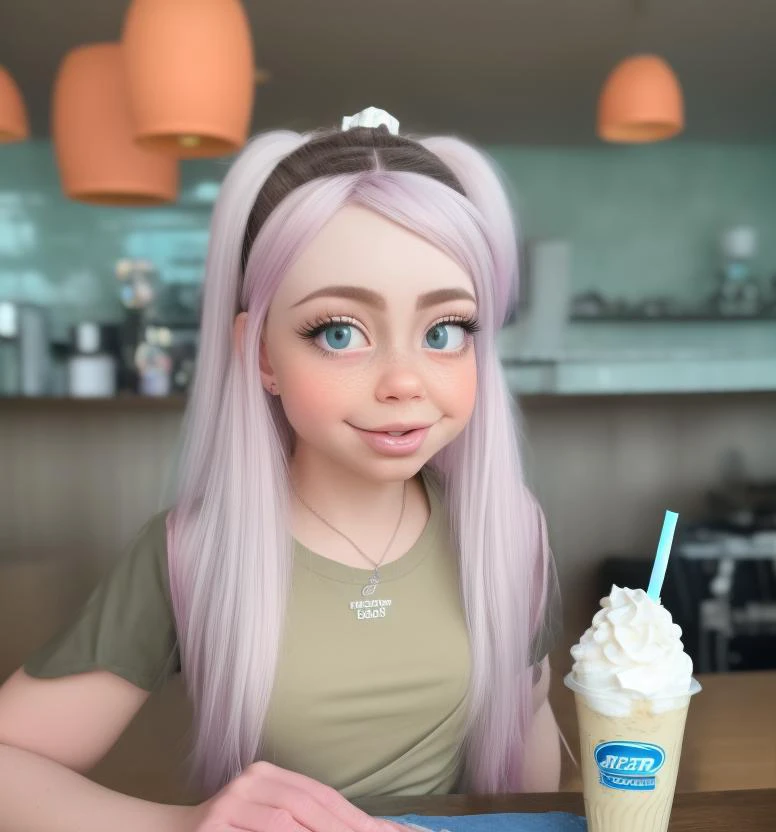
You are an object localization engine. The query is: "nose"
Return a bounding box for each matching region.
[374,357,426,403]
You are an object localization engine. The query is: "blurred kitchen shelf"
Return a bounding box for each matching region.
[570,313,776,322]
[0,394,188,410]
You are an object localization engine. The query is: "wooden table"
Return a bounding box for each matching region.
[550,669,776,791]
[357,789,776,831]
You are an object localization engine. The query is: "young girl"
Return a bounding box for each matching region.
[0,108,561,832]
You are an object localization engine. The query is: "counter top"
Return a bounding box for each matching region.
[502,355,776,395]
[2,384,776,411]
[550,670,776,793]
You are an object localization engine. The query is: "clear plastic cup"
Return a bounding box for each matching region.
[564,674,702,832]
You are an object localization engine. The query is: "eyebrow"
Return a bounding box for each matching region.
[290,285,476,311]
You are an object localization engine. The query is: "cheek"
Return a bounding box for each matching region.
[284,375,336,423]
[278,356,358,427]
[455,360,478,418]
[429,354,477,423]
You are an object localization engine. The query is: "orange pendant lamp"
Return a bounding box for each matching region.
[52,43,178,205]
[597,54,684,143]
[122,0,254,158]
[0,66,29,143]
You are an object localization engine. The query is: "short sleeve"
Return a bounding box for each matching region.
[23,511,181,692]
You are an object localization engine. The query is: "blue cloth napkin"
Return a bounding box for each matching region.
[382,812,586,832]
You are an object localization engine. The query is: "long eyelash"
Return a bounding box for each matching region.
[295,315,361,360]
[296,315,357,340]
[294,313,481,359]
[432,314,481,335]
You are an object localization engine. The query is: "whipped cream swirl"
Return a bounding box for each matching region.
[570,585,694,715]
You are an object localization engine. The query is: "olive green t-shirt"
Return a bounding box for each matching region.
[24,469,558,798]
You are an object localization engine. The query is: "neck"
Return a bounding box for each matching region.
[288,448,418,530]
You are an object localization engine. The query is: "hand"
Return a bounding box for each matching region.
[190,760,406,832]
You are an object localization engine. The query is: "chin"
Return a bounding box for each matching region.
[350,455,430,482]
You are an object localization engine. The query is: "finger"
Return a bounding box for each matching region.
[226,800,314,832]
[247,779,364,832]
[254,765,389,832]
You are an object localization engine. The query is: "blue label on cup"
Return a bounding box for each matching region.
[594,741,666,791]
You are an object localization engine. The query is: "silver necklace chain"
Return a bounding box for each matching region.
[292,480,407,597]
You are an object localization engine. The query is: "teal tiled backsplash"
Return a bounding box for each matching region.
[0,141,227,337]
[491,142,776,303]
[1,139,775,339]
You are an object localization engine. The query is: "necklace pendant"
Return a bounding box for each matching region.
[361,569,380,597]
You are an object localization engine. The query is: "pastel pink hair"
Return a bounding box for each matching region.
[167,129,553,796]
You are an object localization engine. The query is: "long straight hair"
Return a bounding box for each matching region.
[167,127,552,797]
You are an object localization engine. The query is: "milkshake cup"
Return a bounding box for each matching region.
[564,585,701,832]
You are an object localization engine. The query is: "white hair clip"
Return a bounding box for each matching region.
[341,106,400,135]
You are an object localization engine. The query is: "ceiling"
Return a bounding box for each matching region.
[3,0,776,145]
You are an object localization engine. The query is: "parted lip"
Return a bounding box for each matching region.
[350,422,432,433]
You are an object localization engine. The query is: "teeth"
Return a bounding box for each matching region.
[387,431,406,436]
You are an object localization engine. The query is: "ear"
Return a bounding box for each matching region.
[258,335,278,394]
[258,321,279,395]
[234,311,279,395]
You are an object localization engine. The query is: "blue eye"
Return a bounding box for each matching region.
[425,323,466,351]
[324,324,353,349]
[299,315,478,356]
[299,320,369,353]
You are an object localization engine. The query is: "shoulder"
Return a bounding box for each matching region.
[517,483,553,567]
[133,508,171,550]
[143,507,173,581]
[22,508,180,691]
[520,482,547,527]
[113,509,174,610]
[519,486,562,666]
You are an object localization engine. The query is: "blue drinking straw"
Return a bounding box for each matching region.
[647,510,679,602]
